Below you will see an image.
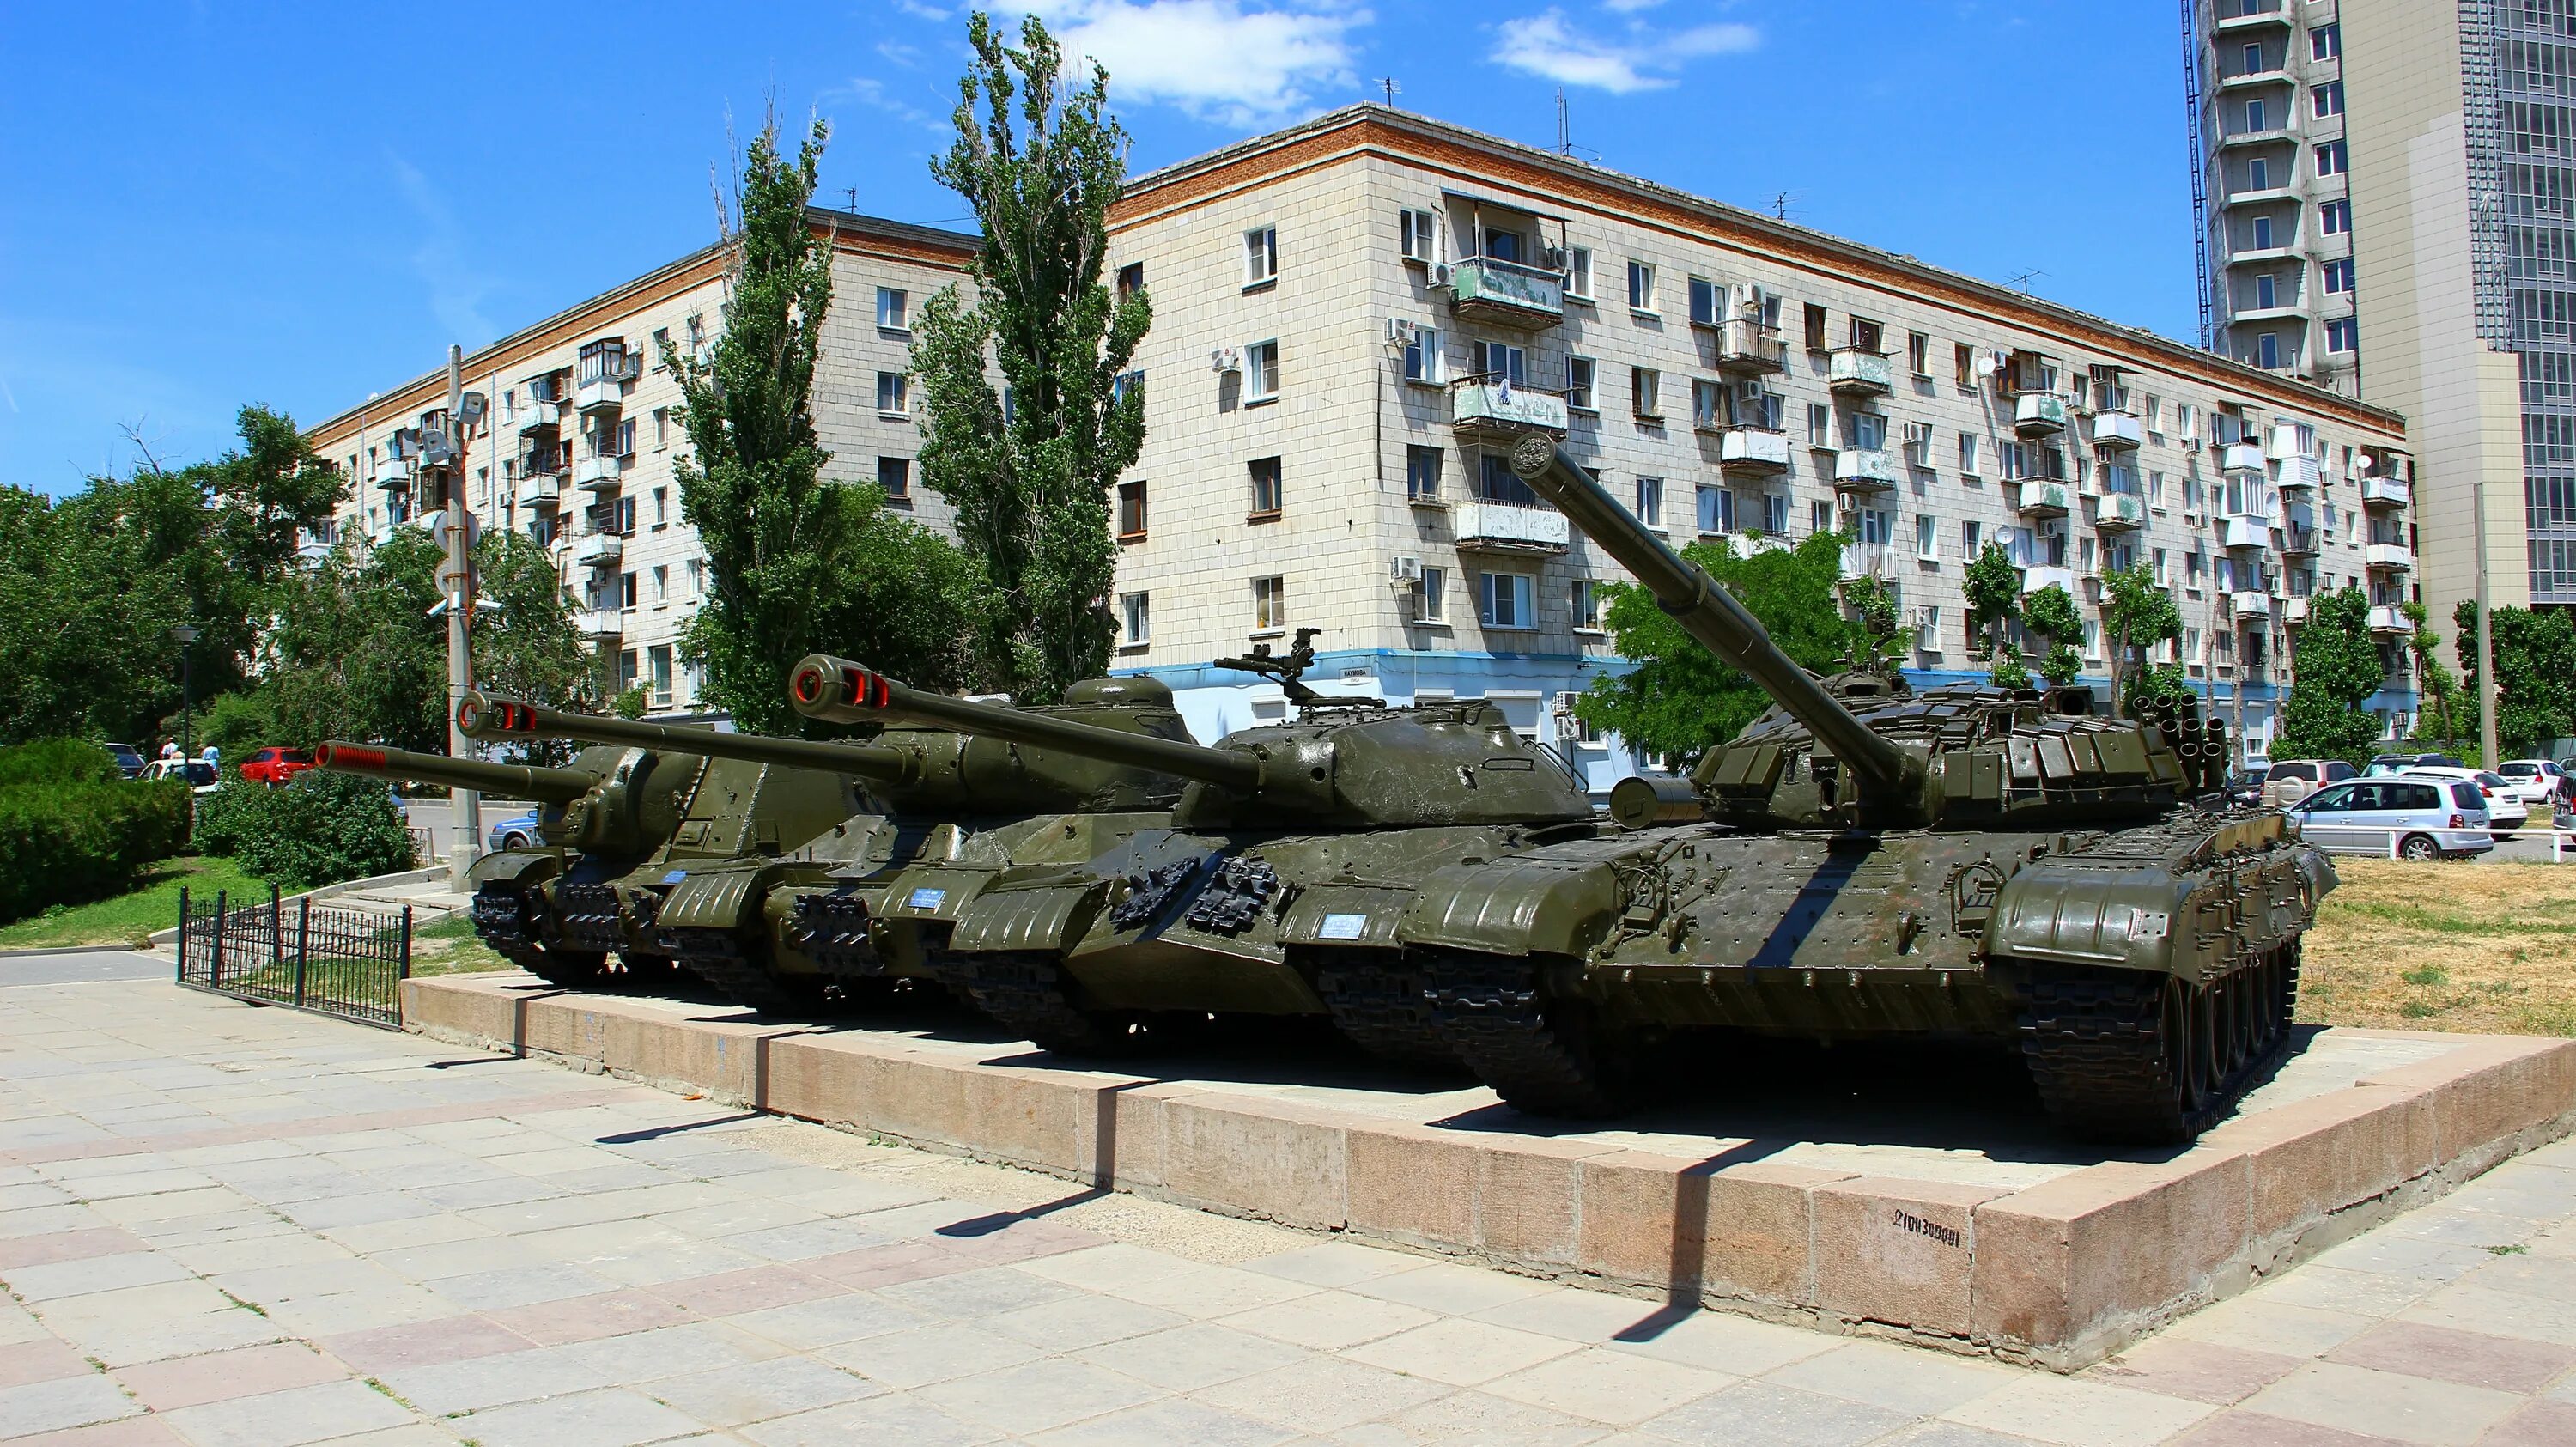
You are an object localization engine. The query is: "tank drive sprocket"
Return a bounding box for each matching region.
[2017,942,2300,1142]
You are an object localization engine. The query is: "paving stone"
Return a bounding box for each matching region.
[2166,1412,2420,1445]
[914,1355,1163,1436]
[0,1229,149,1271]
[985,1291,1190,1352]
[114,1341,346,1411]
[2169,1297,2379,1358]
[451,1384,708,1447]
[1198,1356,1452,1433]
[2480,1398,2576,1447]
[4,1419,192,1445]
[2326,1319,2576,1394]
[1601,1309,1843,1377]
[1342,1316,1583,1387]
[642,1264,841,1316]
[1100,1264,1321,1317]
[1070,1322,1311,1392]
[375,1345,625,1415]
[1346,1260,1561,1316]
[318,1315,536,1373]
[424,1260,624,1312]
[1241,1243,1429,1291]
[154,1377,418,1447]
[1761,1340,2020,1417]
[878,1263,1082,1320]
[0,1336,93,1390]
[2397,1283,2576,1348]
[2256,1264,2444,1317]
[820,1322,1045,1389]
[2084,1335,2306,1406]
[1218,1288,1438,1351]
[1941,1372,2216,1447]
[1638,1377,1911,1445]
[1480,1347,1734,1426]
[1025,1395,1302,1447]
[478,1286,698,1347]
[738,1391,1002,1447]
[1873,1425,2072,1447]
[641,1354,880,1426]
[2239,1359,2522,1446]
[0,1371,138,1437]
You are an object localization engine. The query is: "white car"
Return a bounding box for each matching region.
[2291,776,2494,860]
[137,759,220,793]
[2495,760,2567,813]
[2397,767,2527,839]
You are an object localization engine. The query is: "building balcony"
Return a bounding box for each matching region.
[2217,66,2290,91]
[514,475,562,509]
[1454,500,1571,556]
[2219,124,2298,150]
[2021,565,2076,598]
[1447,257,1564,329]
[1831,448,1899,493]
[2368,605,2410,635]
[2094,493,2147,530]
[2361,476,2409,508]
[2214,3,2291,31]
[1826,348,1893,398]
[2228,589,2275,618]
[512,402,560,435]
[1710,318,1786,375]
[2089,410,2142,450]
[575,377,629,414]
[2222,441,2269,475]
[2224,184,2300,208]
[295,536,333,565]
[2281,525,2318,556]
[2230,301,2309,324]
[572,532,625,568]
[2275,455,2322,492]
[2279,595,2311,626]
[2365,543,2411,571]
[2012,392,2069,437]
[2226,243,2302,267]
[1838,543,1893,581]
[377,457,416,488]
[576,609,623,641]
[1449,377,1569,442]
[2016,480,2073,518]
[1718,428,1792,477]
[574,453,631,489]
[2221,513,2273,550]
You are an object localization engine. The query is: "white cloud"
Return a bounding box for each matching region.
[829,75,947,133]
[1491,8,1758,94]
[1016,1,1368,125]
[387,155,498,345]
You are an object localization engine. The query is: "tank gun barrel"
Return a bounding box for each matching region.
[788,655,1263,794]
[311,740,598,804]
[455,691,921,787]
[1504,435,1913,799]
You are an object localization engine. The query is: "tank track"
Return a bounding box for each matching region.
[666,927,821,1015]
[787,891,880,976]
[943,950,1143,1055]
[1418,946,1629,1116]
[554,881,630,955]
[1304,948,1457,1070]
[2018,941,2300,1143]
[470,882,607,989]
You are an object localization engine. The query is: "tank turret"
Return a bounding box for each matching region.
[788,650,1594,830]
[313,739,704,859]
[456,686,1187,815]
[1502,435,2208,833]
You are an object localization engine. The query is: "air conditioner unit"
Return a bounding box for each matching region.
[1390,555,1423,585]
[1734,380,1768,402]
[1429,262,1455,287]
[1387,318,1420,345]
[1211,346,1242,373]
[1541,244,1566,271]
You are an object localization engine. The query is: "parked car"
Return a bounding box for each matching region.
[238,746,315,786]
[2397,766,2529,839]
[2260,759,2358,809]
[2292,776,2494,860]
[137,759,219,793]
[101,742,145,778]
[2364,752,2465,777]
[2496,759,2569,812]
[487,810,542,853]
[2221,768,2264,808]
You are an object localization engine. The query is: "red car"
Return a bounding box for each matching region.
[238,747,315,785]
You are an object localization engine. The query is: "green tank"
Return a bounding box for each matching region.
[785,635,1604,1064]
[1386,435,2336,1141]
[454,683,1190,1012]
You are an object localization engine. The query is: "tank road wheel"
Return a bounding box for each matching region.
[471,882,610,990]
[954,951,1156,1057]
[1306,948,1461,1071]
[1420,947,1637,1117]
[667,927,824,1017]
[2020,946,2306,1144]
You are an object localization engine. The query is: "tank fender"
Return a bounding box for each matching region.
[657,865,769,933]
[1279,883,1419,950]
[469,848,562,891]
[1398,855,1627,959]
[946,876,1111,955]
[1990,863,2200,980]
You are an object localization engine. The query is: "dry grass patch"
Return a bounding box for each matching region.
[2300,858,2576,1037]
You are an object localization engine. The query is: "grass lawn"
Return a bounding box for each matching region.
[405,911,519,976]
[0,855,274,951]
[2301,858,2576,1037]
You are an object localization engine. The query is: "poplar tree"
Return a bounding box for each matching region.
[2100,563,2188,719]
[2271,586,2385,765]
[2021,584,2086,689]
[914,11,1151,702]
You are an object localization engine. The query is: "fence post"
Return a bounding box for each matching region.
[270,882,283,969]
[211,891,227,990]
[295,897,312,1009]
[175,887,189,982]
[398,906,414,1022]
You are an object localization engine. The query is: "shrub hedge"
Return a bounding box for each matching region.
[0,738,124,788]
[191,773,413,891]
[0,768,191,924]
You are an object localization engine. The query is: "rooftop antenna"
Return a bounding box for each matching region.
[1378,76,1399,108]
[1557,88,1571,155]
[842,185,858,213]
[2006,268,2050,295]
[1771,191,1801,222]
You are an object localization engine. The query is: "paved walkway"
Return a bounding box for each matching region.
[1,958,2571,1447]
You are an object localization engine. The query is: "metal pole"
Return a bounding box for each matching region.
[295,896,311,1008]
[176,886,188,982]
[211,890,227,991]
[270,882,283,969]
[444,344,483,889]
[2473,462,2500,769]
[178,648,191,766]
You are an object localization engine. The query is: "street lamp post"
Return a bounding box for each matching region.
[168,623,199,763]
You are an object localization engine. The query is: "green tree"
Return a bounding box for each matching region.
[1961,542,2023,670]
[2271,586,2385,765]
[2399,600,2460,750]
[2454,601,2576,757]
[1571,532,1871,768]
[914,10,1151,702]
[2020,583,2085,689]
[670,113,974,733]
[1839,573,1909,675]
[2099,563,2184,717]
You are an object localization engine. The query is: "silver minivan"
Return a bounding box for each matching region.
[2292,777,2494,860]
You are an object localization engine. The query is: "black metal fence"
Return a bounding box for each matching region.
[176,885,411,1029]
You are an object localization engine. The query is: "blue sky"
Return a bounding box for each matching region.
[0,0,2191,495]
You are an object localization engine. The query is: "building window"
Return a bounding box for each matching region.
[877,372,908,414]
[1812,499,1834,535]
[1400,207,1437,262]
[1121,593,1150,646]
[2252,272,2278,309]
[1400,325,1442,384]
[1248,456,1283,519]
[1634,476,1663,528]
[1116,263,1145,300]
[2315,140,2347,177]
[1244,340,1279,401]
[2252,215,2275,249]
[2247,155,2270,191]
[652,564,669,604]
[1916,512,1938,559]
[1907,331,1930,376]
[1687,276,1721,325]
[1117,480,1147,540]
[877,287,908,331]
[652,407,670,447]
[878,457,911,500]
[1252,575,1285,630]
[2321,198,2351,234]
[1953,342,1975,391]
[1807,403,1832,447]
[1802,302,1828,351]
[1573,579,1601,629]
[1626,258,1656,312]
[1963,519,1983,556]
[2257,332,2281,368]
[1697,483,1733,535]
[2324,258,2355,294]
[2312,22,2339,60]
[2246,98,2268,133]
[1566,356,1596,411]
[1631,367,1661,418]
[650,645,674,706]
[1244,226,1279,285]
[1406,445,1443,502]
[2325,317,2360,353]
[1848,316,1883,351]
[1692,379,1723,430]
[652,487,668,527]
[2312,81,2342,119]
[1471,340,1526,384]
[1763,492,1789,534]
[1112,369,1142,406]
[1564,246,1593,300]
[1479,453,1540,506]
[619,570,639,610]
[1479,571,1534,629]
[1417,567,1446,623]
[648,328,671,372]
[2241,41,2265,75]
